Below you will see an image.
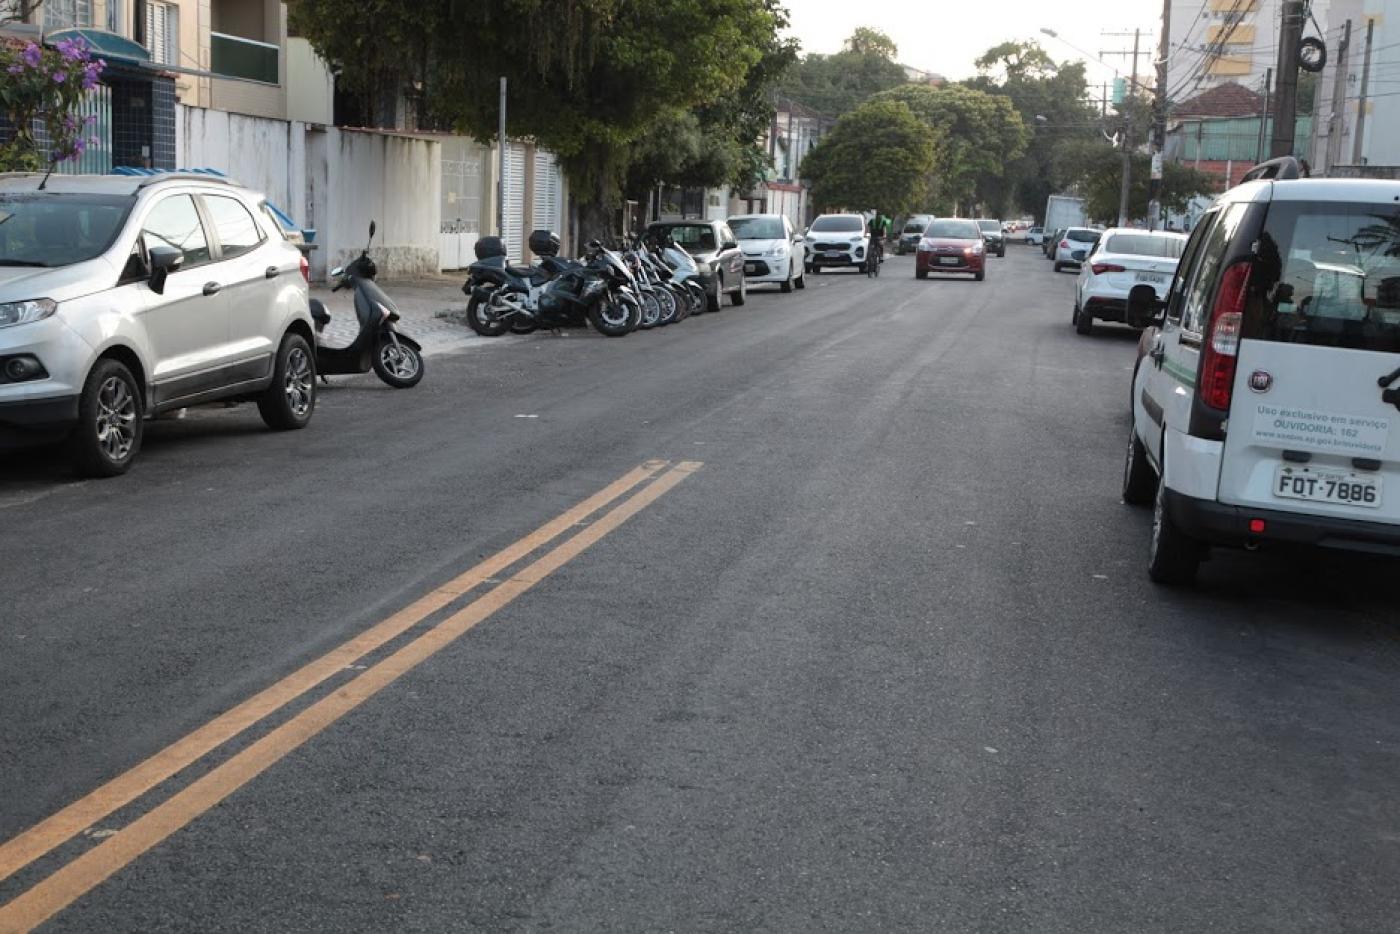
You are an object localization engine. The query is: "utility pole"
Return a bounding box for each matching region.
[1119,28,1141,227]
[1326,20,1352,171]
[1353,18,1375,165]
[1150,0,1170,231]
[1270,0,1305,159]
[1102,28,1145,226]
[1257,68,1272,163]
[497,77,507,241]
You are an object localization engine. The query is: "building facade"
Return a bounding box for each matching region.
[1166,0,1327,103]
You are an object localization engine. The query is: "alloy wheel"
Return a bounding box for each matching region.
[284,347,313,418]
[95,376,137,462]
[380,342,420,380]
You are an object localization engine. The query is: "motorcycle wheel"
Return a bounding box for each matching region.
[590,296,639,337]
[372,338,425,388]
[509,320,539,335]
[656,287,679,325]
[639,293,661,329]
[465,294,511,337]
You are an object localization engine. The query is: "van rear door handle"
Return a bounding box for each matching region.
[265,266,280,279]
[202,282,222,296]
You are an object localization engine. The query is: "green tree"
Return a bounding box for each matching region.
[965,40,1098,220]
[800,99,936,214]
[289,0,788,237]
[1053,138,1216,223]
[869,84,1028,215]
[780,26,907,118]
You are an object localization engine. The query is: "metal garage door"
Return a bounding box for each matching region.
[503,142,526,261]
[532,149,562,243]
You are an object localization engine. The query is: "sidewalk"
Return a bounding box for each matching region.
[309,274,487,356]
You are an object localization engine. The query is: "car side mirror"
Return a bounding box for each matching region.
[1126,283,1165,329]
[148,245,183,295]
[1071,250,1086,262]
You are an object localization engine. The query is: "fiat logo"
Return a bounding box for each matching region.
[1249,370,1273,393]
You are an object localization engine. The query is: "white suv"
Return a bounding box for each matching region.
[0,173,316,476]
[804,214,870,274]
[1123,158,1400,583]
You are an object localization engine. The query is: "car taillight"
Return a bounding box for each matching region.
[299,254,310,284]
[1198,260,1252,411]
[1091,263,1125,275]
[1060,240,1070,249]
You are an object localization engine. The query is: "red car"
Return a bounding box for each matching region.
[915,218,986,282]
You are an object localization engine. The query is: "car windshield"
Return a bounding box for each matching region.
[1104,233,1186,258]
[810,216,862,233]
[659,224,716,252]
[0,193,135,267]
[1250,201,1400,352]
[903,222,926,233]
[728,217,784,240]
[1066,228,1100,243]
[977,220,1001,233]
[926,220,980,239]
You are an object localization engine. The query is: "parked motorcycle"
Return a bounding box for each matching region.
[309,221,425,388]
[463,231,641,338]
[654,236,707,317]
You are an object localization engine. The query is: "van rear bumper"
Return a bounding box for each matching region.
[1165,489,1400,557]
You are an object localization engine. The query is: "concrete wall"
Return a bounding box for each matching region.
[286,38,333,125]
[309,128,442,280]
[175,105,304,216]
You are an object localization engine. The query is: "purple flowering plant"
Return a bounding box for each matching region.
[1,37,106,171]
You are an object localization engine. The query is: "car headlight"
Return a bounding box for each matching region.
[0,298,57,329]
[918,239,935,251]
[768,245,788,257]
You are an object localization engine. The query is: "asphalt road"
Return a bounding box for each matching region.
[3,248,1398,932]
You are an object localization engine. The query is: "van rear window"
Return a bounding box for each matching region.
[1252,201,1400,352]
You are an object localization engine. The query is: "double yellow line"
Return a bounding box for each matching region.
[0,459,701,932]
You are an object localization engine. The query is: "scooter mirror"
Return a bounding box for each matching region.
[368,220,377,240]
[330,265,345,278]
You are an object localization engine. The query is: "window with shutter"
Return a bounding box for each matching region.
[145,1,179,66]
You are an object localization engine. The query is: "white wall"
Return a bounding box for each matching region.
[309,128,442,280]
[175,104,306,222]
[286,38,334,125]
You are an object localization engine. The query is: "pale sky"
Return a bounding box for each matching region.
[784,0,1164,90]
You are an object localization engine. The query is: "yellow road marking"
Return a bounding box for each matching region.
[0,461,700,933]
[0,461,667,885]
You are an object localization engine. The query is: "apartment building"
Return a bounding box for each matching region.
[1166,0,1331,102]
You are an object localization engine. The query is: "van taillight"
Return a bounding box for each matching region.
[1198,260,1252,411]
[299,254,310,284]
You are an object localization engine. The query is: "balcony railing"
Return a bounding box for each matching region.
[210,32,279,84]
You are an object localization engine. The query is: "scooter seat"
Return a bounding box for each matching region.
[507,264,537,279]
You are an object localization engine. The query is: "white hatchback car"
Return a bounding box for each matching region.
[727,213,806,292]
[1073,228,1188,335]
[1122,158,1400,583]
[0,173,317,476]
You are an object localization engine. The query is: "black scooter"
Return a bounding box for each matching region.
[308,221,425,389]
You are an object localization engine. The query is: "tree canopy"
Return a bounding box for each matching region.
[779,26,907,118]
[289,0,792,235]
[1053,139,1216,223]
[800,99,936,214]
[870,84,1028,215]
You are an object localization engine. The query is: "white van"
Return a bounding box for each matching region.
[1122,158,1400,583]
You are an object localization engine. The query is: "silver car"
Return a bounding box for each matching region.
[0,173,317,476]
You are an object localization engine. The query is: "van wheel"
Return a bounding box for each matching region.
[1122,420,1156,506]
[258,334,316,430]
[1148,478,1202,585]
[70,358,144,477]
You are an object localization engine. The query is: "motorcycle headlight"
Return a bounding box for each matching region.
[0,298,57,329]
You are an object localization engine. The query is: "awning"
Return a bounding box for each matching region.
[45,28,151,67]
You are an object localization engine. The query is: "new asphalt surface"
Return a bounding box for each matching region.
[3,248,1398,932]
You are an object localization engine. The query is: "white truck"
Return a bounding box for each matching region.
[1043,194,1087,236]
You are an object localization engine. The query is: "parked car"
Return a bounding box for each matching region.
[0,172,317,477]
[1072,228,1188,335]
[1122,156,1400,584]
[804,214,870,274]
[1026,226,1045,247]
[1052,226,1101,272]
[727,213,805,293]
[896,214,935,255]
[915,218,986,282]
[646,219,746,310]
[976,219,1006,257]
